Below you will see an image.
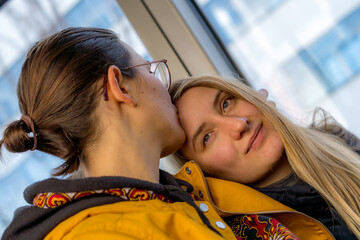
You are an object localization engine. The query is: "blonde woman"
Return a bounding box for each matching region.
[170,75,360,240]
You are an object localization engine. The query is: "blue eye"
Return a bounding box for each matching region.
[203,133,210,146]
[223,100,229,109]
[222,98,232,112]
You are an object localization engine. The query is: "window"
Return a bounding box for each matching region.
[300,7,360,91]
[189,0,360,135]
[196,0,245,44]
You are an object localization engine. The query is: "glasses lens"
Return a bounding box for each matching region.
[154,62,170,89]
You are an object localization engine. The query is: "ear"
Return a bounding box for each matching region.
[107,65,136,107]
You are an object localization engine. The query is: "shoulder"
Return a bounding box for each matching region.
[45,200,229,240]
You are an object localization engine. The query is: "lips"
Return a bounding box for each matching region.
[246,123,262,153]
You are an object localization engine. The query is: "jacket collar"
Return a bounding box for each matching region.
[175,161,335,240]
[175,161,293,216]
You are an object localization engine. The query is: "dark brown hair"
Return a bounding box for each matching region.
[0,27,134,176]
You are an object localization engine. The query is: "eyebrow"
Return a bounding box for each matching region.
[213,90,222,110]
[192,123,205,152]
[191,90,223,152]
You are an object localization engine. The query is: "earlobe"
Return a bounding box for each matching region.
[107,65,137,107]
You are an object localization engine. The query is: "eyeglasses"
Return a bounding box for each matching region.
[103,59,171,101]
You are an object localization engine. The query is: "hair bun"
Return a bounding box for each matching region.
[1,119,36,153]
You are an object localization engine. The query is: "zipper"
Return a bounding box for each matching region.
[190,161,335,239]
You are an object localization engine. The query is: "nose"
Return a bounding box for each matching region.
[221,117,248,140]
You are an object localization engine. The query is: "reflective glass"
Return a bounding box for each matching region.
[194,0,360,137]
[153,62,171,90]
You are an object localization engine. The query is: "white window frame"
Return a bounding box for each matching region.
[117,0,240,80]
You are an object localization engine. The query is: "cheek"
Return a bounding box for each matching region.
[199,142,238,174]
[151,82,174,113]
[261,130,284,166]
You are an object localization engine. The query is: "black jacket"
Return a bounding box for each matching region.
[259,182,357,240]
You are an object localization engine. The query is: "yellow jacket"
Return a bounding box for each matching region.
[5,162,333,240]
[39,175,238,240]
[175,161,335,240]
[44,199,237,240]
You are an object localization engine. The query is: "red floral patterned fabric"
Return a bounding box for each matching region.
[33,188,174,209]
[225,214,300,240]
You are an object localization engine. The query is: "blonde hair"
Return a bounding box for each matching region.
[170,75,360,238]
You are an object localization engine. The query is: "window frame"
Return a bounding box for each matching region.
[116,0,242,79]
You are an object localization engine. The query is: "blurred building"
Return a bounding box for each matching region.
[195,0,360,132]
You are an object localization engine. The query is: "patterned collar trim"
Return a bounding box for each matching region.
[33,187,173,209]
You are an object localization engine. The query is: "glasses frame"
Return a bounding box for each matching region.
[103,59,171,101]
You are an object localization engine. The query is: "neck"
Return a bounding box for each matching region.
[82,125,162,184]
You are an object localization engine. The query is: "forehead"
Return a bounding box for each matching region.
[176,87,218,111]
[176,86,218,132]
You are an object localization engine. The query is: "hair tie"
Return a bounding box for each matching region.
[20,115,37,151]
